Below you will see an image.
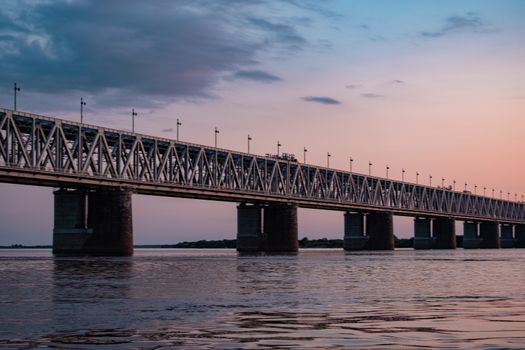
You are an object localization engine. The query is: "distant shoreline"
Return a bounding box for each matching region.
[0,237,440,249]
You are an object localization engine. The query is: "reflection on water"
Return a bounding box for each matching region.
[0,248,524,349]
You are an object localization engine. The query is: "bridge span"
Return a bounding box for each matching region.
[1,107,524,255]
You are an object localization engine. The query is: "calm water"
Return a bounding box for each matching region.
[0,248,524,349]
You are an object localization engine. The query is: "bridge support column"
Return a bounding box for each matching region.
[414,217,433,249]
[479,222,500,249]
[500,224,515,248]
[53,188,133,256]
[463,221,481,249]
[516,225,525,248]
[263,204,298,252]
[236,203,263,252]
[343,212,368,250]
[433,218,456,249]
[365,212,394,250]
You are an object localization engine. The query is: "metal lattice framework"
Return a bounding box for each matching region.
[0,108,523,223]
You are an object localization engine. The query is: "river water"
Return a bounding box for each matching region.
[0,248,524,349]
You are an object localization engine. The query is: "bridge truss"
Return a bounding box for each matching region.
[0,108,523,223]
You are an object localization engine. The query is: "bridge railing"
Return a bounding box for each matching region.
[1,108,524,223]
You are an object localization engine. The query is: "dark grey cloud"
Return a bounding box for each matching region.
[361,93,384,99]
[0,0,320,111]
[420,12,491,38]
[391,79,404,84]
[161,128,174,133]
[345,84,360,89]
[232,70,283,83]
[247,17,307,51]
[301,96,341,105]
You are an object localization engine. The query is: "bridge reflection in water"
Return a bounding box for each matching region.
[0,107,524,255]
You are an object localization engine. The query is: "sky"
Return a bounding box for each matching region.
[0,0,524,245]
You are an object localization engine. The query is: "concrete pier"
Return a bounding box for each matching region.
[236,203,263,252]
[500,224,515,248]
[414,217,433,249]
[479,222,500,249]
[262,204,298,252]
[463,221,481,249]
[433,218,456,249]
[343,212,368,250]
[365,212,394,250]
[53,188,133,256]
[516,225,525,248]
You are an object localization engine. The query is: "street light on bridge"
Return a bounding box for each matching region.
[13,83,20,111]
[386,165,389,179]
[327,152,331,168]
[247,134,252,153]
[304,147,307,163]
[484,186,486,196]
[131,109,137,133]
[475,184,477,195]
[176,118,182,141]
[80,97,86,123]
[453,180,456,191]
[277,141,281,156]
[441,177,445,187]
[402,168,405,182]
[416,172,419,184]
[429,175,432,186]
[368,161,372,176]
[350,157,353,172]
[215,127,219,148]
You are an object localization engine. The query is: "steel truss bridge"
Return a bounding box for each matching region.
[0,107,523,224]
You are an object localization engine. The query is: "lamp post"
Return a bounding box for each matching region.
[492,188,495,198]
[176,118,182,141]
[277,141,281,156]
[508,192,510,200]
[350,157,353,172]
[214,127,219,148]
[247,134,252,153]
[429,175,432,186]
[441,177,445,187]
[464,182,467,192]
[303,147,307,163]
[13,83,20,111]
[368,161,372,176]
[327,152,331,168]
[453,180,456,191]
[402,168,405,182]
[416,172,419,185]
[131,109,137,133]
[386,165,389,179]
[80,97,86,123]
[484,186,486,196]
[500,190,502,199]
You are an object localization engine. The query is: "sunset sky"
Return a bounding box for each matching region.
[0,0,524,245]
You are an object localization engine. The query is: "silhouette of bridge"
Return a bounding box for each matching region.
[1,107,523,254]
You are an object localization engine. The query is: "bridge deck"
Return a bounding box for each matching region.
[0,107,523,224]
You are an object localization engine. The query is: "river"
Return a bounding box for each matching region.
[1,248,524,349]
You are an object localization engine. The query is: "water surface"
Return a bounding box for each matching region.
[1,248,524,349]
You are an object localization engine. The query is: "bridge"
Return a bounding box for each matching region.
[1,107,524,255]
